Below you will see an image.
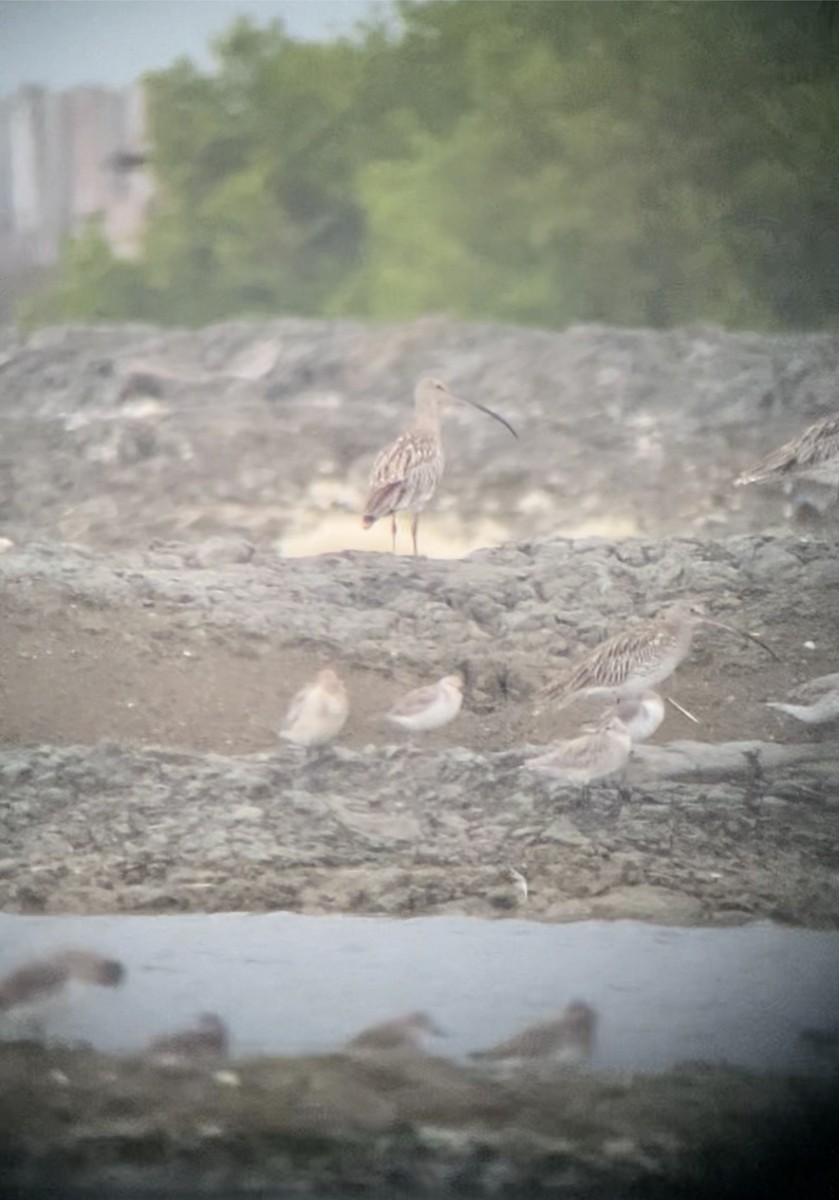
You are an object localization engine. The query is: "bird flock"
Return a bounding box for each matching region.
[276,391,839,786]
[0,947,594,1072]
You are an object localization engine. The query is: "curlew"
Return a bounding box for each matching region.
[386,673,464,734]
[145,1013,229,1066]
[0,949,125,1041]
[735,411,839,490]
[541,601,778,709]
[279,667,349,748]
[362,377,517,556]
[765,673,839,725]
[470,1001,597,1068]
[523,716,632,791]
[343,1010,446,1056]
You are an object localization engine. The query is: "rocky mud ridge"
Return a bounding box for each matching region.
[0,318,838,550]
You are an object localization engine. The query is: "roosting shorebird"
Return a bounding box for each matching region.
[0,949,125,1040]
[586,690,667,743]
[343,1011,446,1057]
[735,411,839,490]
[279,668,349,748]
[362,377,518,556]
[541,601,778,709]
[145,1012,229,1066]
[385,674,464,734]
[524,716,633,793]
[766,673,839,726]
[470,1001,597,1068]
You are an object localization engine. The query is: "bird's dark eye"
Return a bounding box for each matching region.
[435,382,444,390]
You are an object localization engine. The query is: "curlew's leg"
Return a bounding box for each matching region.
[391,514,397,554]
[411,513,420,557]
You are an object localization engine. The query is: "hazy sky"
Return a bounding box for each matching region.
[0,1,386,92]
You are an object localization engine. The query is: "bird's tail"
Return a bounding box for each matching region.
[765,701,808,722]
[362,515,376,530]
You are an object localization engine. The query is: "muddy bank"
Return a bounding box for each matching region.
[1,1040,836,1198]
[1,533,838,925]
[0,319,838,554]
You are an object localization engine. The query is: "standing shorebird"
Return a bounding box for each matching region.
[279,668,349,748]
[541,601,777,709]
[766,673,839,726]
[735,411,839,490]
[385,674,464,734]
[145,1013,230,1066]
[362,377,518,556]
[586,690,666,743]
[0,949,125,1041]
[343,1011,446,1057]
[523,716,633,793]
[470,1001,597,1069]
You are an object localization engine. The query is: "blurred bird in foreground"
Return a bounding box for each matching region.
[362,377,517,556]
[386,673,464,734]
[470,1000,597,1069]
[766,673,839,726]
[279,668,348,748]
[0,949,125,1041]
[344,1011,446,1057]
[145,1013,229,1067]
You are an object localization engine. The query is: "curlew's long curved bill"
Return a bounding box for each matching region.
[699,617,780,662]
[457,394,519,439]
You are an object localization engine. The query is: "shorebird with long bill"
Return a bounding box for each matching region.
[362,377,518,556]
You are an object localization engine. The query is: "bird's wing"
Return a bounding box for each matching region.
[736,412,839,484]
[541,623,658,701]
[389,682,440,718]
[364,431,441,519]
[281,684,311,731]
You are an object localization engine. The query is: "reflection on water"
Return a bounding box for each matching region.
[1,913,837,1074]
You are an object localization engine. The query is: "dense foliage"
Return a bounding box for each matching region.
[22,1,839,330]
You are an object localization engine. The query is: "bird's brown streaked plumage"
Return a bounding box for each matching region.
[471,1001,597,1065]
[344,1010,445,1055]
[541,601,777,708]
[735,411,839,488]
[362,376,517,556]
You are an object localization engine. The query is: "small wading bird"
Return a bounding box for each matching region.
[0,949,125,1040]
[145,1012,229,1066]
[362,377,518,556]
[541,601,778,709]
[586,690,666,743]
[279,668,349,748]
[735,411,839,490]
[524,716,633,795]
[386,674,464,734]
[470,1000,597,1069]
[343,1010,446,1056]
[766,673,839,726]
